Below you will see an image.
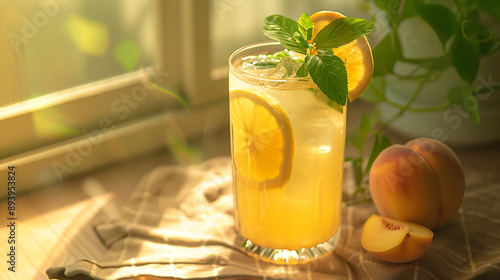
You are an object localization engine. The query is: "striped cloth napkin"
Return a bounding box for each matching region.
[47,157,500,279]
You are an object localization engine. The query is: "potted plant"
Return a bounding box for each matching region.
[360,0,500,146]
[344,0,499,204]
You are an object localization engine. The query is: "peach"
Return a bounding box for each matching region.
[369,137,465,229]
[361,214,434,263]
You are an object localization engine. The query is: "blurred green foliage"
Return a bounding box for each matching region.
[345,0,500,204]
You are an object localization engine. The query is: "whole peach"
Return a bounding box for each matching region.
[369,137,465,229]
[405,138,465,228]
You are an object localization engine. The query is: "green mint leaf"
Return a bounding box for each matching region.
[296,62,308,77]
[319,49,334,56]
[313,17,375,50]
[305,51,348,106]
[328,100,344,114]
[293,32,310,49]
[271,50,292,59]
[248,61,279,68]
[262,15,307,54]
[298,12,314,41]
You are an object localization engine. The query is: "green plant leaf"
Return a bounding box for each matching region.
[313,18,375,50]
[360,76,386,103]
[477,0,500,21]
[262,15,307,54]
[328,100,344,114]
[403,56,450,71]
[293,32,310,49]
[261,13,374,108]
[447,85,480,124]
[372,33,397,76]
[374,0,416,24]
[353,185,366,196]
[298,12,314,41]
[462,18,494,43]
[296,61,308,77]
[402,0,417,19]
[479,40,500,56]
[352,158,363,188]
[450,30,480,84]
[373,0,390,12]
[293,32,309,50]
[352,113,371,152]
[415,1,457,46]
[364,132,391,174]
[305,51,348,106]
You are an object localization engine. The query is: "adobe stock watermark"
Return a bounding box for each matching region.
[382,73,499,187]
[51,70,170,182]
[8,0,70,54]
[381,143,429,189]
[433,73,500,143]
[212,0,244,21]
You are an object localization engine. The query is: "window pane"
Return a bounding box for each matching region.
[2,0,156,107]
[209,0,366,74]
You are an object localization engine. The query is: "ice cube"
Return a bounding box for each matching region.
[240,54,280,70]
[238,55,277,77]
[267,56,301,79]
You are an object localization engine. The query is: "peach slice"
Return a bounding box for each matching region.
[361,214,434,263]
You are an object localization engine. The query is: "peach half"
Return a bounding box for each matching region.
[361,214,434,263]
[369,137,465,229]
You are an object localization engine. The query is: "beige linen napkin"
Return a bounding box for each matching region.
[47,157,500,279]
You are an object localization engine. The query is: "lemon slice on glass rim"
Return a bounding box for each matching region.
[230,89,294,188]
[310,11,374,102]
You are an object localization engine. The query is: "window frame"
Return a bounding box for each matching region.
[0,0,230,197]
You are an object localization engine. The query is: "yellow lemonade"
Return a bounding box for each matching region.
[229,42,346,262]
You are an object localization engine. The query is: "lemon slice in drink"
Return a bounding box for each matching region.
[230,89,294,188]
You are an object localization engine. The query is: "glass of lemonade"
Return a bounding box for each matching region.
[228,41,346,264]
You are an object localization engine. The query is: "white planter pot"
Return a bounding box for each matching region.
[377,16,500,147]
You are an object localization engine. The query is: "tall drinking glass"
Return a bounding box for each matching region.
[228,41,346,264]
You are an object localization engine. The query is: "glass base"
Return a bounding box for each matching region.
[236,229,340,265]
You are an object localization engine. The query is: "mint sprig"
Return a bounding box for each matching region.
[298,13,314,40]
[262,15,307,55]
[305,50,348,105]
[314,17,376,49]
[262,13,375,106]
